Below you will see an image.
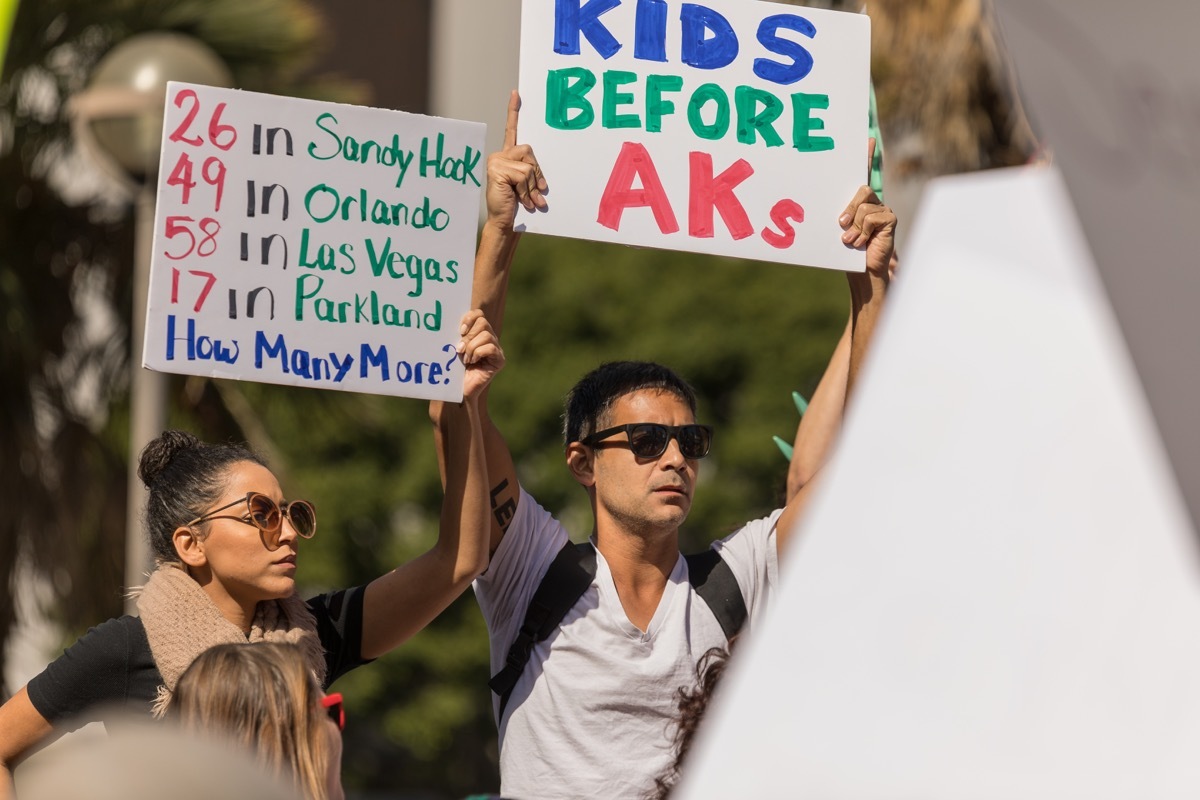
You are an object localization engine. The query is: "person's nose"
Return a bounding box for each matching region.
[277,514,300,547]
[659,435,687,471]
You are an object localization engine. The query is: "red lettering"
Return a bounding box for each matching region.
[761,198,805,248]
[688,152,754,240]
[596,142,679,233]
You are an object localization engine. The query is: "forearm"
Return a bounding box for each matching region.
[473,221,521,337]
[0,687,54,798]
[436,398,491,583]
[776,186,894,555]
[787,316,852,500]
[846,269,889,400]
[361,400,490,658]
[429,223,517,483]
[777,277,883,555]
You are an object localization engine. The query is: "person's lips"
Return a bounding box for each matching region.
[274,553,297,567]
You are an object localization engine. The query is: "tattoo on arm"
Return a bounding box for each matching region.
[490,478,517,532]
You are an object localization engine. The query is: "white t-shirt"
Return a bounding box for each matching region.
[474,487,781,800]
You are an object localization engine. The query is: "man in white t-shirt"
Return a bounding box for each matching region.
[433,94,896,800]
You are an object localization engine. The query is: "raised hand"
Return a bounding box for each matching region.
[456,309,505,399]
[839,184,897,277]
[838,138,897,277]
[485,90,548,232]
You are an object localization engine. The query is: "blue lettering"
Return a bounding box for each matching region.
[360,343,390,380]
[634,0,667,62]
[754,14,816,85]
[681,4,738,70]
[166,315,195,361]
[330,351,354,383]
[165,315,238,363]
[555,0,622,58]
[255,331,290,372]
[292,349,313,379]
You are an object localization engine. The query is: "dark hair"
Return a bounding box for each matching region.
[138,430,266,563]
[562,361,698,449]
[648,641,736,800]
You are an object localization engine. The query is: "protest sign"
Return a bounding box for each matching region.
[516,0,870,270]
[679,165,1200,799]
[143,82,485,401]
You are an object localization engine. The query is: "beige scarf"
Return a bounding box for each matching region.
[133,564,327,718]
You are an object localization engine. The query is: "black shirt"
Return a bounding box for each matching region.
[27,586,370,731]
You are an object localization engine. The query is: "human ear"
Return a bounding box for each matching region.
[173,526,208,568]
[566,443,595,487]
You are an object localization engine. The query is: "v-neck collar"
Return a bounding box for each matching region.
[592,540,687,642]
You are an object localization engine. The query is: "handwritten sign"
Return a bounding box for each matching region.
[516,0,870,270]
[143,82,486,401]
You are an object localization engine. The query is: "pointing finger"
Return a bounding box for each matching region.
[504,90,520,149]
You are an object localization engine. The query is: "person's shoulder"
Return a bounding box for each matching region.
[305,584,366,618]
[491,484,564,561]
[110,614,147,634]
[709,508,783,574]
[27,615,154,724]
[717,507,785,544]
[77,615,146,651]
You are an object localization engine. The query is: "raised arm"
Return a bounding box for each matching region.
[431,90,546,555]
[359,311,504,660]
[0,688,56,800]
[775,180,896,555]
[787,246,899,500]
[473,94,544,334]
[841,184,895,399]
[786,317,850,500]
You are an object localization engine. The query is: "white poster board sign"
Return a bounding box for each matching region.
[677,166,1200,799]
[516,0,869,270]
[143,82,486,401]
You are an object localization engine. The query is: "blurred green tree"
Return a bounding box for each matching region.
[0,0,362,668]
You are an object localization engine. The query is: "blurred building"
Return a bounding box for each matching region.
[306,0,520,161]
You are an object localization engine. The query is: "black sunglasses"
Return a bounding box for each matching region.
[187,491,317,551]
[581,423,713,460]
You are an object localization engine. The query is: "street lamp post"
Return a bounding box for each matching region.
[70,32,232,612]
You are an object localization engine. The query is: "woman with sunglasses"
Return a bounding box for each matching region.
[0,310,503,798]
[171,642,347,800]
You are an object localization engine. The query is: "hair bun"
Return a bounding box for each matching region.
[138,430,200,489]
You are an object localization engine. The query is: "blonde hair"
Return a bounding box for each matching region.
[170,642,334,800]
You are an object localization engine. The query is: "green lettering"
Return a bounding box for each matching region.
[371,199,391,226]
[546,67,597,130]
[304,185,339,223]
[307,113,341,160]
[735,86,785,148]
[602,70,640,129]
[296,274,323,320]
[646,74,684,133]
[405,254,424,298]
[791,93,834,153]
[687,84,730,141]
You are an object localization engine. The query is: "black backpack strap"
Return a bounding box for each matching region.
[685,549,747,642]
[489,540,597,720]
